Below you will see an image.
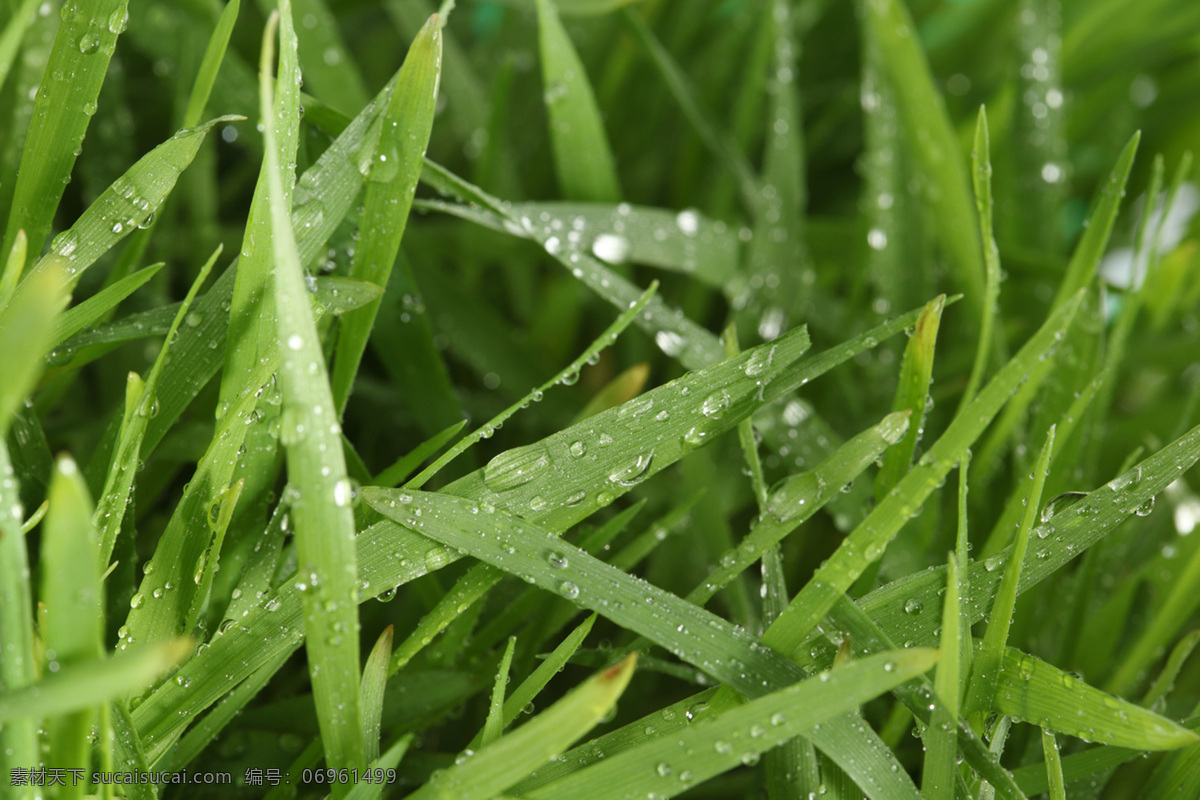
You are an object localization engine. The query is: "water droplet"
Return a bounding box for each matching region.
[1135,496,1156,517]
[107,8,128,33]
[655,762,672,777]
[287,334,303,351]
[78,32,101,54]
[592,233,631,264]
[675,209,700,236]
[484,444,551,491]
[547,551,569,569]
[569,441,587,458]
[903,598,923,615]
[743,345,776,377]
[333,478,355,507]
[608,453,654,486]
[377,587,398,603]
[714,740,732,754]
[1040,491,1088,522]
[701,389,731,419]
[130,593,144,609]
[559,581,580,600]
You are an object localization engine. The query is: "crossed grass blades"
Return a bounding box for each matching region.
[2,1,1200,799]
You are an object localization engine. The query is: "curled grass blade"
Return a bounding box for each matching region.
[526,651,938,800]
[405,655,636,800]
[331,13,442,415]
[260,5,366,782]
[482,636,517,747]
[536,0,621,202]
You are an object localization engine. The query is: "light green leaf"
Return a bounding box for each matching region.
[537,0,621,202]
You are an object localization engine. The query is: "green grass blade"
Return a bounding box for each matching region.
[330,13,441,415]
[503,201,739,289]
[406,655,636,800]
[493,614,596,736]
[921,552,961,800]
[526,651,937,800]
[482,636,517,747]
[0,228,26,311]
[182,0,240,127]
[995,647,1198,749]
[1051,132,1140,308]
[966,425,1055,722]
[94,249,217,564]
[875,295,943,498]
[843,420,1200,671]
[0,266,64,436]
[0,439,36,794]
[288,0,369,116]
[1142,629,1200,709]
[39,455,104,787]
[1041,729,1066,800]
[1,0,130,258]
[766,293,1083,655]
[862,0,984,315]
[0,640,191,721]
[959,106,1003,411]
[367,490,925,800]
[45,262,163,350]
[361,626,393,764]
[537,0,621,202]
[259,4,367,783]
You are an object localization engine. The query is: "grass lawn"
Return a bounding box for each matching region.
[2,0,1200,798]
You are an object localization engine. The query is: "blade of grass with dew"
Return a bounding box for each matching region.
[0,640,191,721]
[574,363,650,421]
[128,306,917,761]
[362,626,393,764]
[736,0,806,341]
[39,456,104,786]
[405,655,636,800]
[94,249,217,564]
[994,647,1197,749]
[260,7,367,783]
[0,0,130,258]
[975,133,1141,486]
[182,478,244,634]
[862,0,985,315]
[966,425,1055,722]
[1041,729,1066,800]
[367,492,925,800]
[482,636,517,747]
[45,263,163,350]
[505,202,740,289]
[525,650,937,800]
[691,410,910,609]
[488,614,596,738]
[132,15,413,456]
[330,12,442,415]
[405,281,657,490]
[1142,629,1200,709]
[536,0,620,202]
[875,295,944,498]
[109,700,156,800]
[1142,705,1200,799]
[960,106,1003,411]
[823,421,1200,669]
[345,735,414,800]
[921,552,962,800]
[17,114,238,293]
[764,294,1083,655]
[214,0,303,537]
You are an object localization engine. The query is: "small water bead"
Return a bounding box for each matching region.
[559,581,580,600]
[608,453,654,486]
[714,740,733,754]
[675,209,700,236]
[1135,496,1156,516]
[484,443,552,491]
[529,496,548,511]
[744,345,777,377]
[700,389,731,419]
[903,598,923,615]
[78,32,101,54]
[1040,491,1088,522]
[591,233,631,264]
[569,440,587,458]
[130,593,144,609]
[655,762,672,777]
